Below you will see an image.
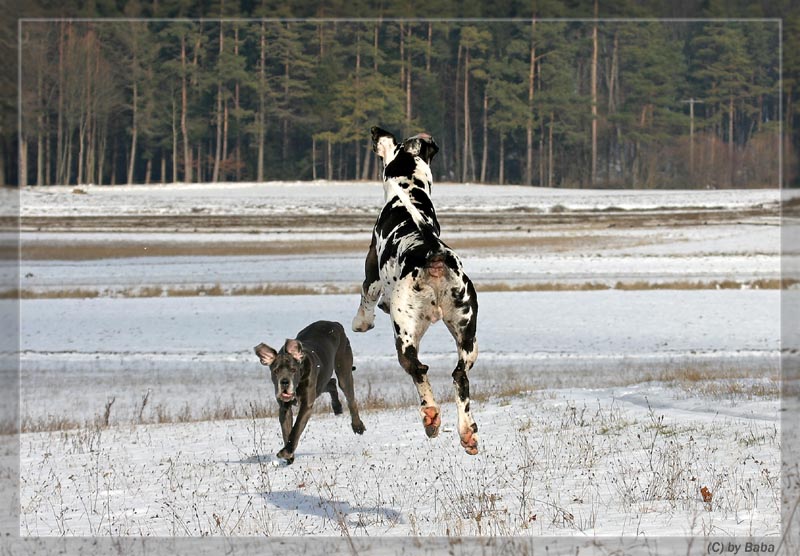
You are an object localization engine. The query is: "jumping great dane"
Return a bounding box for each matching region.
[254,320,365,464]
[352,126,479,455]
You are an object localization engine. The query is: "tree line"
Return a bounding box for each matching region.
[16,16,786,188]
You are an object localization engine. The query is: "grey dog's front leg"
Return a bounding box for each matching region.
[278,403,293,446]
[277,399,314,464]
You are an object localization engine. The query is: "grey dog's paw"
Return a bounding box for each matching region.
[352,420,366,435]
[277,448,295,465]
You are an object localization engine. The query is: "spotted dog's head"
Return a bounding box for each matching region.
[371,126,439,167]
[254,339,306,404]
[402,133,439,165]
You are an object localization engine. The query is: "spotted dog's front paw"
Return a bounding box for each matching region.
[421,406,441,438]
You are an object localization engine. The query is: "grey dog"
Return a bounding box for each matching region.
[254,320,366,464]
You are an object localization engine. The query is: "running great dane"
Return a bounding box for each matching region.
[254,320,365,464]
[352,126,479,455]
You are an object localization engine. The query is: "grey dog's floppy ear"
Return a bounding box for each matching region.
[284,339,304,361]
[403,133,439,165]
[254,343,277,366]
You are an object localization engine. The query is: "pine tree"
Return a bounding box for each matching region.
[535,21,583,187]
[457,25,491,182]
[615,22,687,187]
[690,22,757,186]
[485,25,529,184]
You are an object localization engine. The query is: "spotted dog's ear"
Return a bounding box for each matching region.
[370,126,399,160]
[254,343,277,366]
[403,133,439,165]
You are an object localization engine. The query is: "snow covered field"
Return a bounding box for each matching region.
[13,182,782,296]
[15,180,782,217]
[20,384,780,537]
[11,182,783,539]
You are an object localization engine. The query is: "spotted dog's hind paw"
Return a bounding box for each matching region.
[459,424,479,455]
[460,433,479,455]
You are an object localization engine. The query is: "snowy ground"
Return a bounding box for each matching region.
[10,182,783,538]
[20,384,780,537]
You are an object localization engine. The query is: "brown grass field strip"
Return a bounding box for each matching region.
[20,240,367,260]
[19,234,638,260]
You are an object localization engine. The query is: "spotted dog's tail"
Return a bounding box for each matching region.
[423,251,449,323]
[426,252,447,279]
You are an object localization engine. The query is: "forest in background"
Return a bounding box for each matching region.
[6,1,799,188]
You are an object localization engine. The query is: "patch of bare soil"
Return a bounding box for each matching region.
[19,239,368,260]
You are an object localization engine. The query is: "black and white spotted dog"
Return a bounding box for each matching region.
[352,126,479,455]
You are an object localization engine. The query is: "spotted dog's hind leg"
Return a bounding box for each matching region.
[391,282,440,437]
[353,234,381,332]
[396,339,440,437]
[444,278,479,455]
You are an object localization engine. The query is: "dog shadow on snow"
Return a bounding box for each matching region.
[262,489,404,526]
[234,454,275,464]
[231,455,403,524]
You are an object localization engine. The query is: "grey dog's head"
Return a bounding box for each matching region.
[254,339,306,404]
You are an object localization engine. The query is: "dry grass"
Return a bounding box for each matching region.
[693,380,779,399]
[21,414,92,433]
[654,364,780,399]
[657,363,778,383]
[4,283,361,299]
[484,282,611,292]
[19,385,414,434]
[6,288,102,299]
[614,278,789,291]
[227,284,358,296]
[0,419,18,435]
[484,278,792,292]
[17,381,505,434]
[19,358,777,435]
[20,400,280,433]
